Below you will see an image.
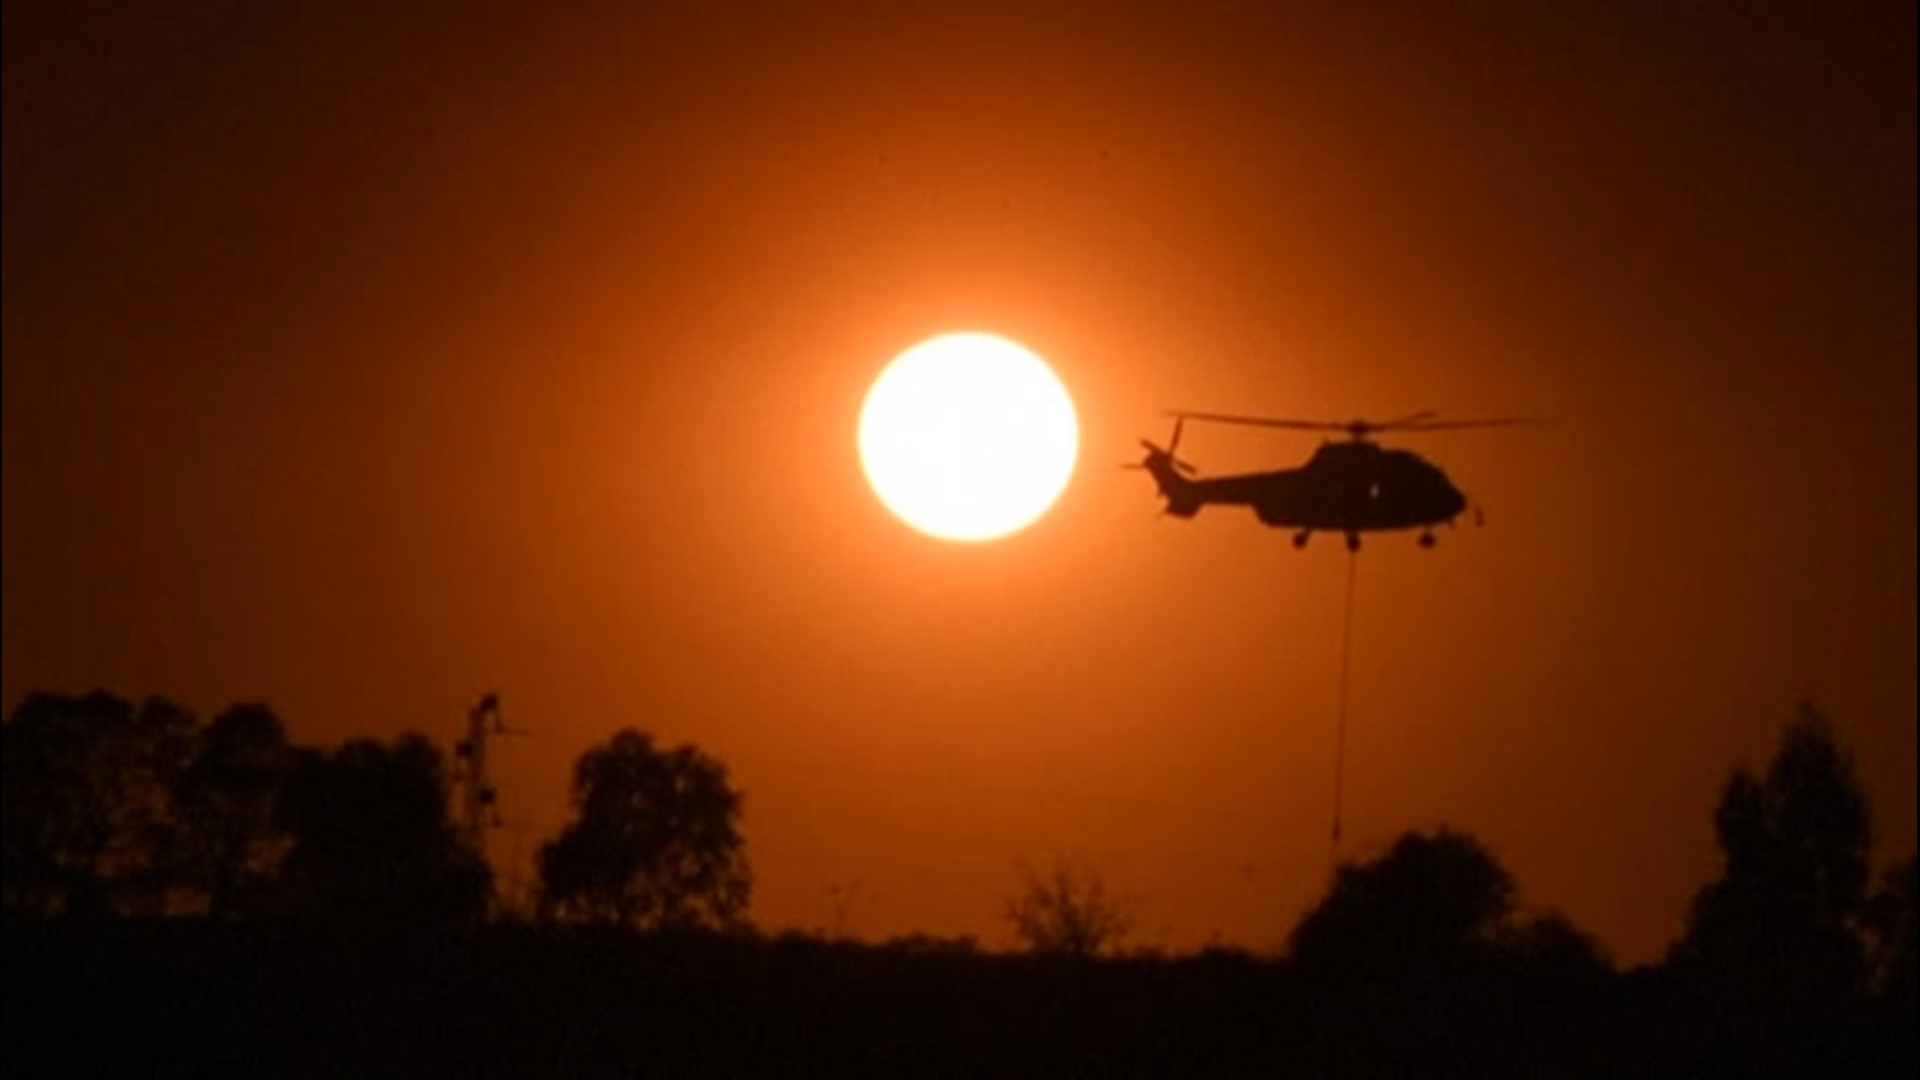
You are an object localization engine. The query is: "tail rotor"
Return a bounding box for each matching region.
[1126,418,1203,517]
[1125,418,1197,474]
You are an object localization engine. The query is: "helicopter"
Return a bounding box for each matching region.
[1130,411,1539,550]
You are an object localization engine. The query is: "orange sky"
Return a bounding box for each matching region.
[5,2,1914,963]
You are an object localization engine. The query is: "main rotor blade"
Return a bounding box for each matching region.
[1170,409,1551,435]
[1168,410,1345,432]
[1374,410,1439,428]
[1383,416,1552,432]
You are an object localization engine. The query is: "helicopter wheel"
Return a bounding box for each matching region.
[1418,531,1437,549]
[1345,533,1361,553]
[1292,530,1311,549]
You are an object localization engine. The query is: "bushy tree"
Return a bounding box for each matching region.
[537,729,749,930]
[1282,828,1613,1074]
[1289,828,1518,976]
[279,733,491,926]
[1004,857,1132,958]
[173,704,298,917]
[2,692,197,917]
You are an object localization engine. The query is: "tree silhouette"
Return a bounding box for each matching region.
[1673,702,1872,996]
[1003,857,1132,958]
[1865,854,1916,1002]
[1280,828,1614,1075]
[172,704,298,917]
[537,729,749,930]
[2,692,196,917]
[1289,828,1518,977]
[1862,853,1919,1078]
[279,733,491,926]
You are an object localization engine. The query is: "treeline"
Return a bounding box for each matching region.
[1,692,489,924]
[1271,705,1918,1074]
[0,691,750,930]
[3,692,1915,1074]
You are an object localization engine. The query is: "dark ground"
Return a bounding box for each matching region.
[6,921,1912,1078]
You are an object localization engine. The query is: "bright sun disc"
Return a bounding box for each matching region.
[859,333,1079,542]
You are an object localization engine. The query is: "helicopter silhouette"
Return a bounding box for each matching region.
[1131,411,1540,550]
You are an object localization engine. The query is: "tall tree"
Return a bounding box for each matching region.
[537,729,749,931]
[1674,702,1872,995]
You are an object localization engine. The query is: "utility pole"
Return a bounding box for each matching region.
[455,692,504,859]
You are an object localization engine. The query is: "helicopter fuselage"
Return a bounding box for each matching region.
[1142,440,1467,548]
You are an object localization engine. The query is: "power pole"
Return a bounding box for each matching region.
[455,692,504,859]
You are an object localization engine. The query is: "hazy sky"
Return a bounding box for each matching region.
[5,2,1913,963]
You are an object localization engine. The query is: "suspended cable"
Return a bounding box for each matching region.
[1331,548,1359,854]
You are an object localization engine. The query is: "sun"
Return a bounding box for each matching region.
[858,333,1079,542]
